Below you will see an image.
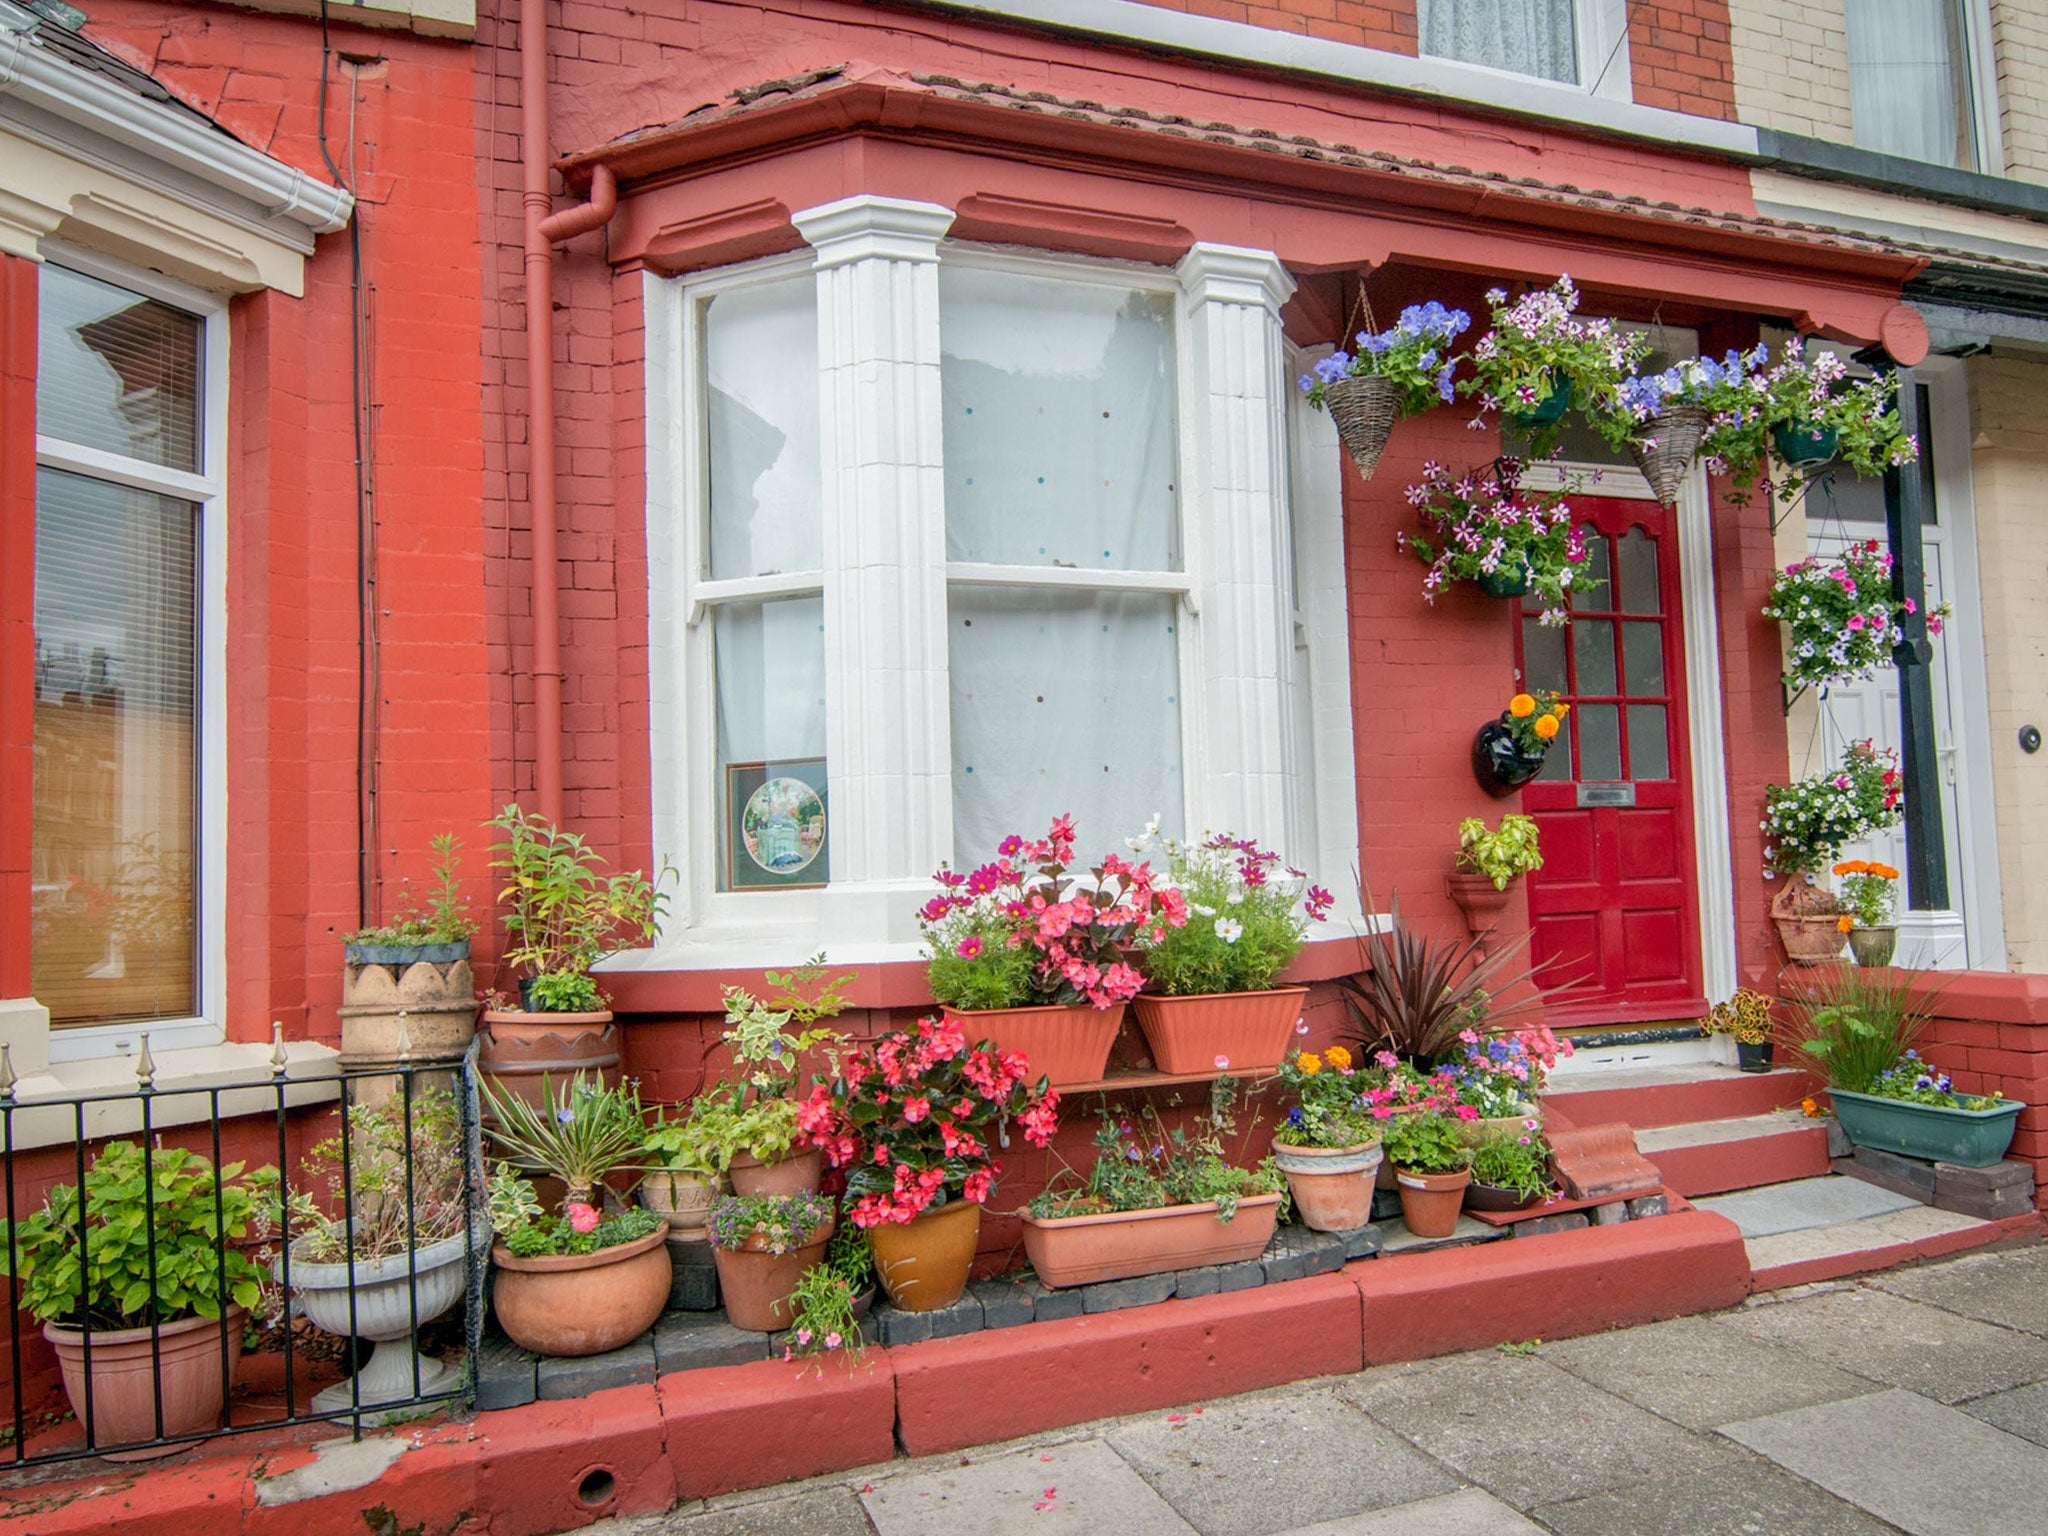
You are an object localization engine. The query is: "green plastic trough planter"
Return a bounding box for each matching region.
[1828,1088,2023,1168]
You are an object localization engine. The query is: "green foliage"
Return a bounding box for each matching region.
[1274,1046,1379,1150]
[0,1142,269,1329]
[719,959,851,1108]
[706,1192,832,1255]
[1784,967,1939,1093]
[290,1089,468,1264]
[1469,1130,1551,1202]
[1865,1052,2002,1112]
[1338,888,1548,1063]
[1705,989,1777,1048]
[501,1204,661,1259]
[1138,834,1316,997]
[480,1071,649,1207]
[347,833,479,946]
[1456,814,1543,893]
[527,970,604,1013]
[641,1106,724,1182]
[824,1219,873,1290]
[488,804,669,984]
[1763,740,1903,877]
[487,1163,544,1237]
[1027,1092,1285,1224]
[1381,1111,1473,1174]
[925,920,1038,1011]
[679,1092,802,1171]
[786,1264,865,1365]
[1460,277,1650,459]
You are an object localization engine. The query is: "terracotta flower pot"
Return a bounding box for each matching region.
[1271,1140,1381,1232]
[727,1147,823,1198]
[1129,988,1306,1075]
[711,1223,833,1333]
[1393,1165,1472,1239]
[640,1170,720,1236]
[477,1008,620,1112]
[1019,1194,1282,1288]
[868,1198,981,1312]
[45,1308,246,1459]
[490,1222,671,1357]
[1770,876,1846,966]
[1453,1106,1539,1147]
[940,1003,1125,1087]
[1446,873,1514,954]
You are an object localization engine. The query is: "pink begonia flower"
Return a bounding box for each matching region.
[565,1202,600,1234]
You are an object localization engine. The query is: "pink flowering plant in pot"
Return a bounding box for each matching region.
[1442,1023,1572,1143]
[1403,458,1592,626]
[1764,538,1950,694]
[1460,276,1649,458]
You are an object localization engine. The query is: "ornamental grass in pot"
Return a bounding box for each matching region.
[921,816,1181,1086]
[1130,830,1330,1075]
[1383,1110,1473,1239]
[802,1014,1058,1312]
[0,1142,268,1457]
[707,1192,834,1333]
[481,1072,669,1357]
[1271,1046,1381,1232]
[1020,1089,1286,1288]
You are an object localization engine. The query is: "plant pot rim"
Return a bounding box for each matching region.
[1017,1192,1281,1232]
[1468,1180,1544,1204]
[1391,1163,1472,1182]
[1271,1137,1381,1156]
[938,1000,1123,1017]
[1134,985,1310,1004]
[282,1228,470,1289]
[1829,1088,2022,1118]
[43,1305,248,1349]
[482,1007,614,1028]
[345,939,472,964]
[727,1146,817,1169]
[490,1221,669,1273]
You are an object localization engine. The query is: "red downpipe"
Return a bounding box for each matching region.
[519,0,615,826]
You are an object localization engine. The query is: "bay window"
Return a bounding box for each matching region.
[642,199,1357,962]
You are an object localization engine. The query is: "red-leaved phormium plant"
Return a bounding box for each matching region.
[799,1016,1060,1227]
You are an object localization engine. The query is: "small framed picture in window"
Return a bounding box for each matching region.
[724,759,829,890]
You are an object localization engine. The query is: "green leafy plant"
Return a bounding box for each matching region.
[1764,740,1904,877]
[1784,967,1940,1093]
[1706,988,1777,1048]
[0,1142,269,1329]
[497,1191,661,1260]
[1337,888,1548,1064]
[685,960,854,1171]
[1381,1110,1473,1174]
[1456,813,1544,892]
[784,1263,865,1366]
[1833,860,1901,929]
[1461,276,1650,458]
[346,833,480,947]
[1135,832,1331,996]
[1469,1127,1550,1202]
[1864,1051,2002,1111]
[1274,1045,1379,1149]
[641,1106,723,1185]
[488,804,668,997]
[479,1071,648,1207]
[1027,1085,1285,1224]
[285,1089,468,1264]
[706,1191,833,1254]
[526,970,604,1013]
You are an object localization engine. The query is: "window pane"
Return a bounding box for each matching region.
[1573,617,1618,697]
[32,468,198,1026]
[941,268,1180,571]
[1577,703,1622,781]
[1622,620,1664,697]
[1628,704,1670,782]
[1522,615,1567,694]
[1616,528,1660,614]
[706,279,820,579]
[1847,0,1971,168]
[1419,0,1579,84]
[950,587,1183,863]
[37,266,200,472]
[714,596,828,888]
[1571,527,1610,610]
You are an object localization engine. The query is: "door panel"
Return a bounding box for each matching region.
[1518,498,1704,1026]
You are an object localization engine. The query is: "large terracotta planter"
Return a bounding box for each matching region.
[728,1147,823,1198]
[490,1222,671,1357]
[1770,877,1845,966]
[868,1198,981,1312]
[712,1223,833,1333]
[940,1003,1125,1087]
[1130,988,1306,1075]
[478,1008,620,1112]
[340,940,477,1106]
[1393,1165,1472,1239]
[1272,1140,1381,1232]
[46,1308,245,1459]
[1019,1193,1281,1288]
[640,1170,720,1237]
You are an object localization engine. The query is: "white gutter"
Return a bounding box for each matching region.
[0,23,352,239]
[923,0,1760,160]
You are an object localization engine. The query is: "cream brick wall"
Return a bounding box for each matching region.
[1991,1,2048,185]
[1728,0,1854,143]
[1965,353,2048,970]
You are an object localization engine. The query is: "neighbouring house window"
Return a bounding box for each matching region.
[1420,0,1581,86]
[1846,0,1978,169]
[31,264,206,1029]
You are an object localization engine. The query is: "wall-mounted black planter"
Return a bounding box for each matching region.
[1473,720,1546,797]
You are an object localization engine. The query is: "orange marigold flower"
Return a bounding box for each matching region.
[1325,1045,1352,1070]
[1534,714,1561,741]
[1800,1096,1822,1117]
[1298,1053,1322,1076]
[1832,860,1869,876]
[1837,915,1855,933]
[1870,863,1900,880]
[1509,694,1537,719]
[1551,703,1570,718]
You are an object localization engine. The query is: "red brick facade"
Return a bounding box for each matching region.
[1628,0,1739,118]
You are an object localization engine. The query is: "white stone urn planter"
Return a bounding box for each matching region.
[279,1229,469,1421]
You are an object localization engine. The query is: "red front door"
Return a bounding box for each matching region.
[1515,497,1705,1027]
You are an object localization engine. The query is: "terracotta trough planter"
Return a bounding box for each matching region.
[1019,1193,1282,1288]
[940,1003,1125,1087]
[1129,988,1306,1075]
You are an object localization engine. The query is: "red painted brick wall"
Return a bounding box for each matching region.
[1918,974,2048,1208]
[1134,0,1418,55]
[1628,0,1739,120]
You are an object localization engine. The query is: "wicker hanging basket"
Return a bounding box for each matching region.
[1323,374,1403,480]
[1627,403,1710,506]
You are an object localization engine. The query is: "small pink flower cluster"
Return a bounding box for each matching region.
[1359,1054,1472,1121]
[1202,833,1334,920]
[1403,457,1587,626]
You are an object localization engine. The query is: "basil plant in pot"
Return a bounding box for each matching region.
[339,833,481,1099]
[0,1142,270,1457]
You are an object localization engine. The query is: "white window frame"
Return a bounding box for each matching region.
[30,242,228,1061]
[1416,0,1633,104]
[637,224,1361,972]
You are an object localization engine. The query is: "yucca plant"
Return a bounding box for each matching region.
[1782,966,1942,1094]
[1336,887,1553,1065]
[479,1071,648,1208]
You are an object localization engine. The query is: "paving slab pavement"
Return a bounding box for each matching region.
[1696,1175,1921,1237]
[1532,1457,1905,1536]
[862,1440,1195,1536]
[1868,1246,2048,1336]
[1268,1488,1546,1534]
[1961,1381,2048,1449]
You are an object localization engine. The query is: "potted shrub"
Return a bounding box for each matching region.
[803,1014,1058,1311]
[274,1089,469,1419]
[1761,340,1921,484]
[690,960,852,1197]
[1764,741,1904,964]
[481,1072,670,1357]
[706,1191,833,1333]
[1271,1045,1381,1232]
[1466,1124,1552,1212]
[481,805,667,1103]
[1764,541,1949,697]
[0,1142,268,1457]
[1707,988,1780,1073]
[1020,1092,1285,1288]
[1835,859,1902,968]
[1405,459,1593,627]
[1449,812,1543,945]
[1442,1023,1570,1143]
[340,834,481,1100]
[1298,301,1468,478]
[1130,832,1332,1074]
[1382,1110,1474,1239]
[1461,277,1648,458]
[1829,1051,2021,1168]
[921,815,1183,1085]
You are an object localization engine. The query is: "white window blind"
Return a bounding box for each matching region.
[1846,0,1974,168]
[1420,0,1580,86]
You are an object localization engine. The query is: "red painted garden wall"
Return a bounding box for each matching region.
[1918,973,2048,1208]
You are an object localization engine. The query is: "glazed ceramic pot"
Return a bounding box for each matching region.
[1129,988,1306,1075]
[1735,1040,1776,1074]
[1393,1165,1472,1239]
[1848,925,1899,969]
[1772,420,1839,469]
[1829,1089,2022,1168]
[940,1003,1125,1087]
[1473,721,1547,797]
[1477,562,1533,599]
[727,1147,823,1198]
[868,1198,981,1312]
[712,1223,833,1333]
[1271,1140,1382,1232]
[45,1308,245,1459]
[1504,369,1570,431]
[1019,1194,1282,1288]
[490,1223,671,1357]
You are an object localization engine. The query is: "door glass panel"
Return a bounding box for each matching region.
[1622,621,1665,696]
[1616,528,1659,614]
[1537,730,1573,782]
[1522,616,1567,694]
[1577,703,1622,781]
[1573,618,1617,697]
[1628,704,1670,781]
[1571,527,1610,609]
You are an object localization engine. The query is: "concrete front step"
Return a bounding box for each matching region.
[1634,1110,1833,1197]
[1545,1063,1815,1132]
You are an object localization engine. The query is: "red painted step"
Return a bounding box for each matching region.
[1545,1065,1817,1132]
[1635,1112,1833,1198]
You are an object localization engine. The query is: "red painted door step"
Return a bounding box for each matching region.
[1544,1064,1816,1131]
[1635,1113,1833,1197]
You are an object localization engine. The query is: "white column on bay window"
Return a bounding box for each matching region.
[792,195,956,925]
[1175,243,1304,854]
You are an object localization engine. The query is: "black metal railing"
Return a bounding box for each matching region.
[0,1029,486,1466]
